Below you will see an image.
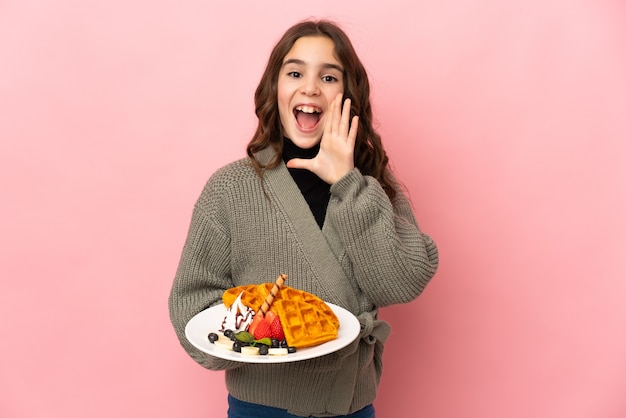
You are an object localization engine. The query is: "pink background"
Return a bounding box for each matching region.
[1,1,625,417]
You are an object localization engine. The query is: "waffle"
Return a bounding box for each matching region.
[222,283,270,312]
[222,283,340,348]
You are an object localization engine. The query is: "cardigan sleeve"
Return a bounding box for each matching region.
[168,179,242,371]
[327,168,439,307]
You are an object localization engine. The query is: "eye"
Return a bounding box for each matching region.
[287,71,302,78]
[322,75,338,83]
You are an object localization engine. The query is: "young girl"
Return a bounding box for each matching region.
[169,19,439,418]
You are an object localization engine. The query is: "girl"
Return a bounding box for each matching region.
[169,19,439,418]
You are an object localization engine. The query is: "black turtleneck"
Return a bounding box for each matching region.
[282,138,331,228]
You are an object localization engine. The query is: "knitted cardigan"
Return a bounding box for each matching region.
[168,147,439,417]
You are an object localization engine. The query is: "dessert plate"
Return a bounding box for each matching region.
[185,302,360,363]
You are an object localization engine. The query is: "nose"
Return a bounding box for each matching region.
[300,75,320,96]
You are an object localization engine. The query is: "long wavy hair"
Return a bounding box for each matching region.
[246,19,396,200]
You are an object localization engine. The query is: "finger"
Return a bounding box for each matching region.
[339,98,352,139]
[285,158,311,171]
[347,115,359,148]
[322,98,335,141]
[331,94,342,134]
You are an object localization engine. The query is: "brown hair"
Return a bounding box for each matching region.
[246,19,396,200]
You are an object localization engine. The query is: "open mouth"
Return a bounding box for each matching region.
[293,105,322,130]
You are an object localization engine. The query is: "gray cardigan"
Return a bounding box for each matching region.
[168,147,439,416]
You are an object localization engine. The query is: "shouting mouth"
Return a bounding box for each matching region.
[293,105,322,131]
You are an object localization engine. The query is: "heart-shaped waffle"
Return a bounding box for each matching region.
[222,283,340,348]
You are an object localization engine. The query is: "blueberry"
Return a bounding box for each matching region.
[280,340,289,348]
[223,329,234,339]
[271,338,280,348]
[259,345,269,355]
[208,333,218,343]
[287,346,297,354]
[233,341,242,353]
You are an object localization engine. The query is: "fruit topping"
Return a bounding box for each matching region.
[268,347,288,356]
[241,346,260,356]
[252,317,272,340]
[270,315,285,341]
[213,338,234,351]
[248,314,263,335]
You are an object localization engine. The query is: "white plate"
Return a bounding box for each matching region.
[185,302,360,363]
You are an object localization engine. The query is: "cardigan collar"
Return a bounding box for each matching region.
[255,147,359,313]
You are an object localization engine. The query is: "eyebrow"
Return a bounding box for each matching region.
[282,58,344,73]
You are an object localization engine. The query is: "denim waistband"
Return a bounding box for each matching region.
[227,394,375,418]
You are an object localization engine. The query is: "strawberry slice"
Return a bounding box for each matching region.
[269,315,285,341]
[265,310,277,324]
[253,317,271,340]
[248,313,263,335]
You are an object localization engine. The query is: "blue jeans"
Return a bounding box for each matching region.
[227,394,375,418]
